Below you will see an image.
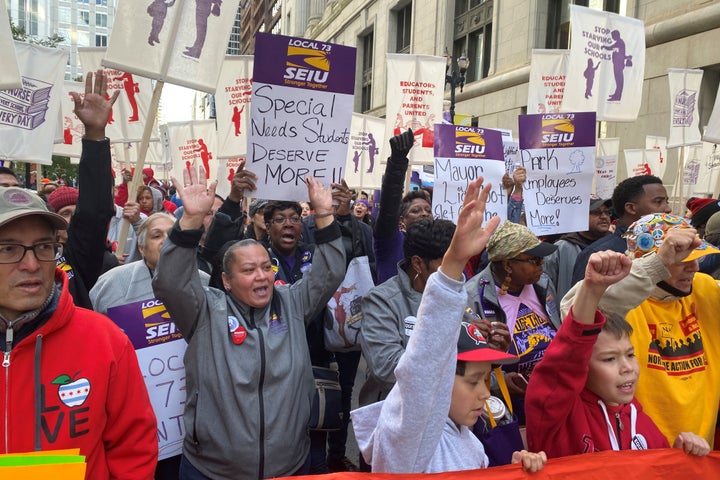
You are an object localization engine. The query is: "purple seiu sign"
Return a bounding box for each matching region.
[518,112,596,150]
[107,298,182,351]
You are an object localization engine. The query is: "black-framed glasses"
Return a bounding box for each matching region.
[0,242,64,264]
[270,216,302,225]
[510,256,543,266]
[589,209,611,217]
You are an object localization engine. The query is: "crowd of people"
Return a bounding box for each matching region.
[0,69,717,480]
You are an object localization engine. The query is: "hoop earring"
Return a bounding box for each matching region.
[499,271,512,295]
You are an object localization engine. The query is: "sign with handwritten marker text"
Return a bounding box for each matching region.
[247,33,356,200]
[519,112,596,235]
[433,124,506,224]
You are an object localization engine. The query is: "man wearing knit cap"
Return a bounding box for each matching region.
[47,186,79,241]
[686,197,720,236]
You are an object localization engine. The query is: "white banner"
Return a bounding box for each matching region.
[104,0,240,93]
[215,56,253,159]
[667,68,703,148]
[624,148,661,178]
[215,156,244,199]
[0,2,21,90]
[79,48,158,143]
[53,81,85,159]
[683,141,720,196]
[383,53,446,165]
[704,90,720,144]
[645,135,668,178]
[164,120,219,184]
[527,49,569,115]
[0,42,67,165]
[595,137,619,199]
[562,5,645,122]
[682,144,703,187]
[345,113,386,190]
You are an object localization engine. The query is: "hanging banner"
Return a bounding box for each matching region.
[215,55,253,159]
[667,68,703,148]
[78,48,157,143]
[686,140,720,196]
[106,299,186,460]
[164,120,218,184]
[383,53,446,165]
[518,112,596,235]
[215,156,244,199]
[527,49,569,114]
[682,144,703,187]
[704,89,720,144]
[0,2,21,90]
[624,148,661,178]
[432,124,506,224]
[595,137,619,199]
[246,32,356,200]
[645,135,668,178]
[345,113,386,190]
[103,0,240,93]
[0,42,67,165]
[562,5,645,122]
[52,81,85,159]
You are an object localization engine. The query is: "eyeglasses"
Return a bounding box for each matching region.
[590,209,611,217]
[0,242,64,264]
[270,216,302,225]
[510,256,543,266]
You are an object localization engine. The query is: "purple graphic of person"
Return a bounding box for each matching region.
[184,0,222,59]
[232,105,244,136]
[113,72,140,122]
[602,30,629,101]
[364,133,378,173]
[147,0,175,46]
[194,138,212,179]
[352,150,361,173]
[583,58,600,99]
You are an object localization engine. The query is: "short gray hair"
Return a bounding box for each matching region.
[136,212,176,247]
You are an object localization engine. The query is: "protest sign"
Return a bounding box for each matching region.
[0,2,21,90]
[345,113,386,190]
[624,148,661,178]
[519,112,596,235]
[0,42,67,165]
[164,120,218,184]
[595,137,619,199]
[215,156,245,199]
[246,33,356,200]
[527,49,569,114]
[215,56,253,158]
[383,54,446,165]
[704,89,720,144]
[562,5,645,122]
[53,81,85,159]
[433,124,506,224]
[667,69,703,148]
[645,135,668,178]
[106,299,186,460]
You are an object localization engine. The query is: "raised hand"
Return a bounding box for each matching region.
[306,177,334,229]
[173,164,218,230]
[70,69,120,141]
[227,159,257,203]
[330,179,352,216]
[584,250,632,289]
[657,228,701,267]
[389,128,414,160]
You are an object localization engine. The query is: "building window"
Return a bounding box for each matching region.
[96,13,107,27]
[80,11,90,25]
[545,0,621,49]
[361,31,374,112]
[395,3,412,53]
[95,34,107,47]
[453,0,492,82]
[96,0,107,5]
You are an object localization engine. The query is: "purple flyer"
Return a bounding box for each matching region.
[434,124,504,160]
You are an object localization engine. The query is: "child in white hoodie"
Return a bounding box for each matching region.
[351,177,547,474]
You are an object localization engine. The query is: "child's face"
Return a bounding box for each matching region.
[586,331,639,406]
[450,362,492,427]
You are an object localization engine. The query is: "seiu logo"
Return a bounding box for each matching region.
[455,130,486,154]
[146,321,178,340]
[541,118,575,143]
[284,40,330,84]
[141,299,170,319]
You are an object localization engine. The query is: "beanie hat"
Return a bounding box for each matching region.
[686,197,716,216]
[705,211,720,237]
[47,186,79,212]
[690,200,720,229]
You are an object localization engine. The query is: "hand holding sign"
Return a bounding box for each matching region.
[70,69,120,141]
[173,164,218,230]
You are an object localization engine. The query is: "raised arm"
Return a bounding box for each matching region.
[374,129,413,239]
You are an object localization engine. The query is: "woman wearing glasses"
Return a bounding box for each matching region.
[464,221,561,424]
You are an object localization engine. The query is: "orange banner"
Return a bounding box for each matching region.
[288,449,720,479]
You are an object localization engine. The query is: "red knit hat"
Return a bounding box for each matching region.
[686,197,716,216]
[47,186,79,212]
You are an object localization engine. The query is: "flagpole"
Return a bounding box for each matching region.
[115,80,164,259]
[677,147,685,215]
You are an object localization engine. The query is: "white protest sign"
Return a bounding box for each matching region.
[595,137,619,199]
[527,49,569,114]
[164,120,219,184]
[215,56,253,158]
[345,113,386,190]
[624,148,661,177]
[0,1,21,90]
[645,135,668,178]
[667,68,703,148]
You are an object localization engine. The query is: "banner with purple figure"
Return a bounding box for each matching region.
[103,0,240,93]
[518,112,596,235]
[0,2,21,90]
[383,54,446,165]
[246,33,356,200]
[0,42,67,165]
[215,56,253,158]
[433,124,506,224]
[667,69,703,148]
[106,298,186,460]
[561,5,645,122]
[53,81,85,159]
[345,113,386,190]
[595,137,619,199]
[164,120,218,185]
[527,50,569,115]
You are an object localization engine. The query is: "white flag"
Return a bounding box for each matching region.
[383,53,446,165]
[345,114,386,190]
[215,56,253,158]
[704,90,720,144]
[527,50,569,114]
[215,156,244,199]
[0,2,21,90]
[104,0,240,93]
[562,5,645,122]
[52,81,85,159]
[667,69,703,148]
[645,135,668,178]
[624,148,661,178]
[79,48,158,143]
[0,42,67,165]
[164,120,218,184]
[595,137,619,199]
